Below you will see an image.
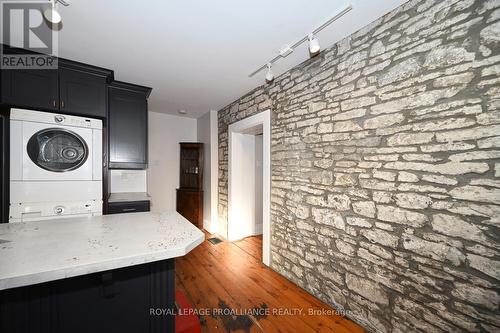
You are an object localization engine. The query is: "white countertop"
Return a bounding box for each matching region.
[0,211,204,291]
[108,192,150,203]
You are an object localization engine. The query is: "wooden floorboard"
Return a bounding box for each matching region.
[234,235,263,262]
[176,232,366,333]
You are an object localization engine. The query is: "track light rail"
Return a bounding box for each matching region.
[248,3,352,78]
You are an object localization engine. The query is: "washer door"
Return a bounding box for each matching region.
[27,128,89,172]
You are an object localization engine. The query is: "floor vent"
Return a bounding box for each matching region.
[207,237,223,245]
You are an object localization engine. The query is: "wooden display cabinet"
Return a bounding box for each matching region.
[176,143,203,228]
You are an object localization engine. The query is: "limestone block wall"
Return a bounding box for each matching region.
[217,0,500,331]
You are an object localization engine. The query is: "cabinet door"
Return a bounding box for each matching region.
[1,69,58,110]
[179,143,203,190]
[107,201,150,214]
[176,190,203,228]
[109,87,148,169]
[0,260,175,333]
[59,68,107,118]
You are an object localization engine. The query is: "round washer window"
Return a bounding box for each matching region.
[27,128,89,172]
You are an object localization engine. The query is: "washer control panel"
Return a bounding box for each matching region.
[9,200,102,222]
[53,114,92,128]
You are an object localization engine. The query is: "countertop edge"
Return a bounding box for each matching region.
[0,232,205,291]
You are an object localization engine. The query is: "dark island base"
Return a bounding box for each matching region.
[0,259,175,333]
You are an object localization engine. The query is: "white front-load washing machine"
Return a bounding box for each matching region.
[9,108,103,222]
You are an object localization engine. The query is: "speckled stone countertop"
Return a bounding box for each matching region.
[0,211,204,291]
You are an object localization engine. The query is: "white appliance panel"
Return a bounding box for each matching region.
[92,128,102,181]
[9,120,23,181]
[10,108,102,129]
[9,214,96,223]
[10,181,102,204]
[9,200,102,223]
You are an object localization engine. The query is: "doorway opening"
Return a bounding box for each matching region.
[228,110,270,266]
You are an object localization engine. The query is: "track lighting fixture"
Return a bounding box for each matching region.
[43,4,61,24]
[308,34,320,56]
[249,3,352,82]
[265,63,274,83]
[43,0,70,25]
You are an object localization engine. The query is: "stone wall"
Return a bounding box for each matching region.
[217,0,500,331]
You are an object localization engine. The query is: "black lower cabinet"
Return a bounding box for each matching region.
[0,259,175,333]
[107,200,150,214]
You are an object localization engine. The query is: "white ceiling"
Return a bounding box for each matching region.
[28,0,407,117]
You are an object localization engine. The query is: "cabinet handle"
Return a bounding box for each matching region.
[61,100,65,108]
[53,100,56,107]
[122,208,137,212]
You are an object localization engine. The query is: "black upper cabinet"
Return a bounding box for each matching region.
[0,53,113,118]
[108,82,151,169]
[59,67,108,118]
[1,69,59,111]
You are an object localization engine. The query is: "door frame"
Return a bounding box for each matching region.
[228,110,271,266]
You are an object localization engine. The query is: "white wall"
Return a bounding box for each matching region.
[197,112,211,228]
[254,134,263,234]
[196,110,218,233]
[228,131,263,239]
[110,170,147,193]
[230,133,256,240]
[148,112,197,212]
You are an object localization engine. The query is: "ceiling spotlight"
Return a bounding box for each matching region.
[265,63,274,83]
[308,34,320,56]
[43,6,61,24]
[43,0,70,25]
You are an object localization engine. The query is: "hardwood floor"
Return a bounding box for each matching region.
[234,234,263,262]
[175,232,366,333]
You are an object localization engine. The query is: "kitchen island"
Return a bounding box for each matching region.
[0,211,204,333]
